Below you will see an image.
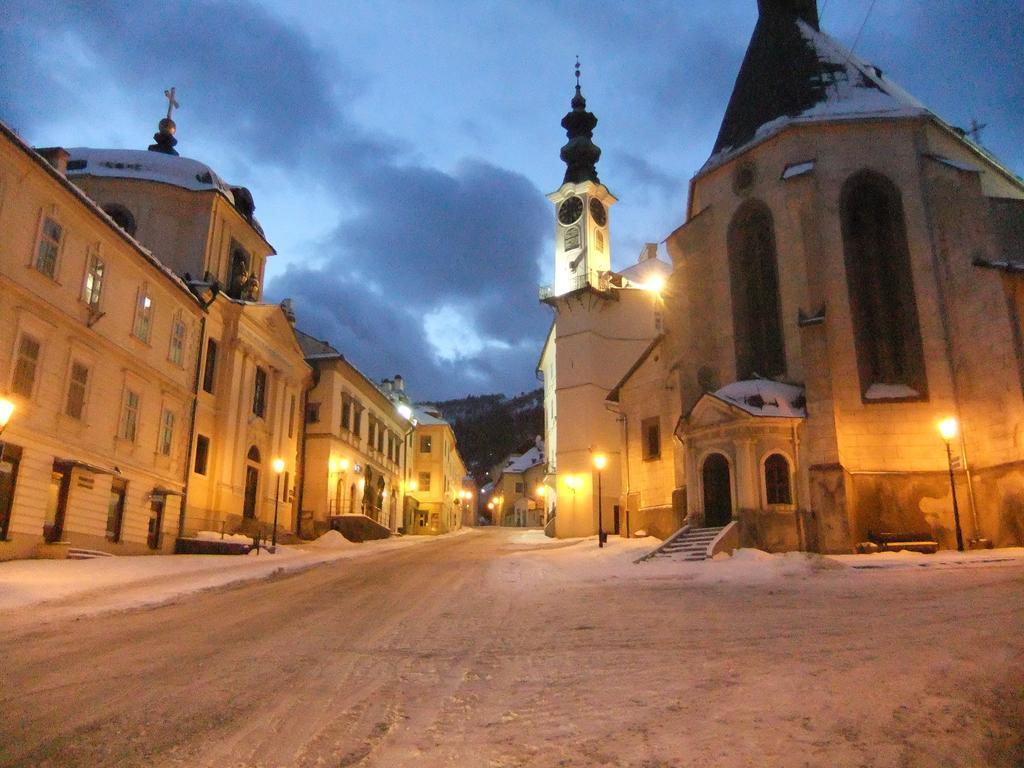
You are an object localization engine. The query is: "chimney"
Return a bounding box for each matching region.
[381,378,393,393]
[640,243,658,262]
[36,147,70,177]
[393,375,404,392]
[757,0,819,30]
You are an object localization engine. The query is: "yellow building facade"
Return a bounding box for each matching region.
[298,332,413,537]
[406,407,468,535]
[0,125,203,558]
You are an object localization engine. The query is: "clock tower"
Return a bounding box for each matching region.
[548,62,616,297]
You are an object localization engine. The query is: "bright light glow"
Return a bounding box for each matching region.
[397,403,413,420]
[645,276,666,294]
[143,296,152,309]
[593,453,607,471]
[272,458,286,474]
[329,458,339,473]
[487,502,494,510]
[339,458,349,471]
[408,480,418,492]
[0,397,14,429]
[564,475,580,491]
[536,485,546,497]
[938,417,959,442]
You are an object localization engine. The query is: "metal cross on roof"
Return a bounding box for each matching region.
[164,87,180,120]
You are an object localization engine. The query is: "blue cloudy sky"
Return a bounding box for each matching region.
[3,1,1022,400]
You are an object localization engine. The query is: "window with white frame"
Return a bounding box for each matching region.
[12,334,41,397]
[158,409,175,456]
[168,313,186,366]
[120,390,140,442]
[35,216,63,278]
[764,454,792,505]
[133,285,153,342]
[82,253,105,309]
[65,362,89,420]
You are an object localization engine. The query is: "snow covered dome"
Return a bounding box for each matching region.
[711,379,806,418]
[66,148,236,203]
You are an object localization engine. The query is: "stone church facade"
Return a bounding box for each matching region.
[650,0,1024,551]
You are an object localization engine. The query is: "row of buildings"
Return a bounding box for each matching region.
[537,0,1024,553]
[0,111,469,560]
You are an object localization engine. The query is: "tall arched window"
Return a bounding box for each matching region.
[841,171,927,399]
[728,200,786,380]
[764,453,792,505]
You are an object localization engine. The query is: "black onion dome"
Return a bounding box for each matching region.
[560,81,601,185]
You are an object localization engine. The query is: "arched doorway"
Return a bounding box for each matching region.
[702,453,732,527]
[243,446,261,519]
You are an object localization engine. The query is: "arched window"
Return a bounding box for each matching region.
[764,453,792,505]
[841,171,926,399]
[728,200,786,380]
[247,445,261,463]
[103,204,136,236]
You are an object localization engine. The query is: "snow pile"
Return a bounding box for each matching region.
[194,530,255,544]
[694,548,847,584]
[306,530,358,549]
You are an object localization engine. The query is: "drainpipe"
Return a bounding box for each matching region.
[792,420,804,551]
[294,373,314,537]
[179,315,207,540]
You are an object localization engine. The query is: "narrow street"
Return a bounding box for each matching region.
[1,529,1022,768]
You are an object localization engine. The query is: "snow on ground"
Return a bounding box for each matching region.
[0,528,473,615]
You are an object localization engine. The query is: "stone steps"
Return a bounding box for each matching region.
[67,547,116,560]
[654,526,726,562]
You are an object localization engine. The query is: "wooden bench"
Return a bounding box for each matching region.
[868,530,939,554]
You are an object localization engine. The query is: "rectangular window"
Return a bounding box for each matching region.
[305,402,320,423]
[65,361,89,419]
[120,390,140,442]
[387,433,395,462]
[168,314,186,366]
[252,366,267,417]
[515,481,525,495]
[82,255,105,309]
[642,417,661,460]
[377,428,384,454]
[353,405,362,437]
[341,395,352,430]
[35,216,62,278]
[418,471,431,492]
[420,435,432,453]
[12,335,41,397]
[106,478,127,542]
[159,409,175,456]
[133,285,153,342]
[288,394,296,438]
[202,338,218,394]
[194,434,210,475]
[368,418,377,448]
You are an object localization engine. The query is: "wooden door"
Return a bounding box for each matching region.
[702,453,733,527]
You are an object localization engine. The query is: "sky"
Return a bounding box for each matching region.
[3,1,1022,401]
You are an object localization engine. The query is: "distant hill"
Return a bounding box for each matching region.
[423,390,543,481]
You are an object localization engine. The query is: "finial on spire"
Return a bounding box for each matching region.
[149,86,180,156]
[559,61,601,185]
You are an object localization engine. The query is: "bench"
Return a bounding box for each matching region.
[868,530,938,554]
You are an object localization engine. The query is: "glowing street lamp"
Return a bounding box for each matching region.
[938,418,965,552]
[0,396,14,469]
[271,457,286,551]
[593,454,608,548]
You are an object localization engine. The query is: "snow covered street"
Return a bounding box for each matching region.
[1,528,1022,767]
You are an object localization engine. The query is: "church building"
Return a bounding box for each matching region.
[638,0,1024,552]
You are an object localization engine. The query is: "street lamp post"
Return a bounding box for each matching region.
[271,457,285,552]
[938,418,965,552]
[593,454,607,548]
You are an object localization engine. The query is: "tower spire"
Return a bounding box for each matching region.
[559,58,601,185]
[148,86,180,156]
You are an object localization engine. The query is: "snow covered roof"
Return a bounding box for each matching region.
[295,328,341,360]
[413,406,449,427]
[710,379,806,418]
[502,446,545,474]
[66,148,237,201]
[703,7,929,173]
[618,254,672,287]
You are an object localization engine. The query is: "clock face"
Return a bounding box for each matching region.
[557,196,583,225]
[589,198,607,226]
